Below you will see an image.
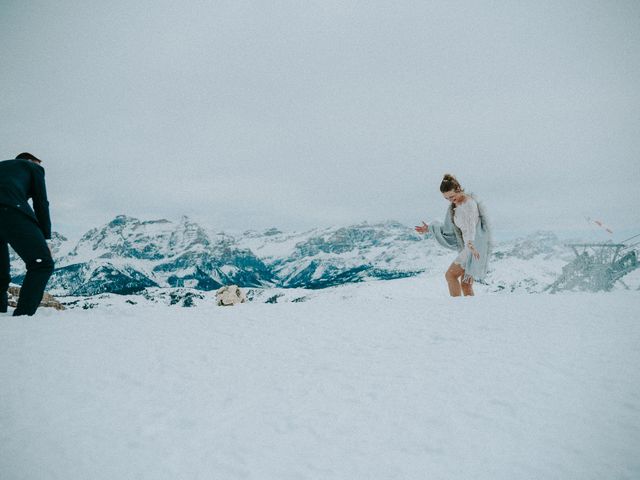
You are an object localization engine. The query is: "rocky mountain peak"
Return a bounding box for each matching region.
[508,231,563,260]
[11,216,609,297]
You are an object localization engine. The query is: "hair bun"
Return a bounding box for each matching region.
[439,173,463,193]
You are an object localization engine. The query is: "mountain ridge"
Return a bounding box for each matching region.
[8,214,600,296]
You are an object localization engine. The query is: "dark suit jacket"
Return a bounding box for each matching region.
[0,159,52,239]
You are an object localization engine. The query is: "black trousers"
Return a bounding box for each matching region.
[0,206,55,316]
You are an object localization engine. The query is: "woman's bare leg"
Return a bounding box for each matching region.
[445,263,464,297]
[461,276,474,296]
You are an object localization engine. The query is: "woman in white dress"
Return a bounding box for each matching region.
[415,174,491,296]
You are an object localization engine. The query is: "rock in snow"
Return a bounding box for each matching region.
[216,285,246,306]
[7,285,65,311]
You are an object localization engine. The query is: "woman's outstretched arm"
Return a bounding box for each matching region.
[414,221,429,234]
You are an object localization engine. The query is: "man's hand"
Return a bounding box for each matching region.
[414,221,429,234]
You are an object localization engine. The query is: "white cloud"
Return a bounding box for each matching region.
[2,0,639,239]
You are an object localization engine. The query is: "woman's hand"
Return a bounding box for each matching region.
[414,221,429,234]
[468,242,480,260]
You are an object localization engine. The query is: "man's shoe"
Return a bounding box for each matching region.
[0,293,7,313]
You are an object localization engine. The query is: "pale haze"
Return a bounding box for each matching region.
[1,0,639,240]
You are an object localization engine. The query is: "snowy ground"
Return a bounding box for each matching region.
[1,279,639,479]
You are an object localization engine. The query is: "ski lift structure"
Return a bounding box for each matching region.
[546,233,640,293]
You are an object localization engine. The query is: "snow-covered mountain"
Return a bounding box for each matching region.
[11,215,275,296]
[235,221,437,289]
[8,215,607,297]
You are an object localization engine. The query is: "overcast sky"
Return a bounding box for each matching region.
[1,0,639,240]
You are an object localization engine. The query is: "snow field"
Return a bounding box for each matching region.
[1,286,639,479]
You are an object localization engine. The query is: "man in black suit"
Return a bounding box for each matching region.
[0,152,55,316]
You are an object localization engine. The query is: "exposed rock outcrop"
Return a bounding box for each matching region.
[7,286,66,311]
[216,285,246,306]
